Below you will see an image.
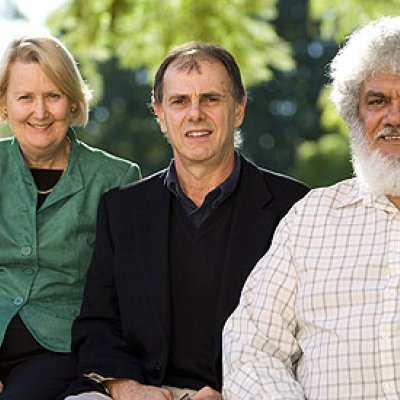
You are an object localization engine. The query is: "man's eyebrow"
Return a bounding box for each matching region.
[165,91,228,101]
[174,91,227,97]
[365,90,388,98]
[168,94,187,98]
[201,91,226,97]
[165,94,188,101]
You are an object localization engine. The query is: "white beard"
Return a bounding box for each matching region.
[351,123,400,197]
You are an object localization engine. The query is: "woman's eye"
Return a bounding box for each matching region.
[47,93,61,100]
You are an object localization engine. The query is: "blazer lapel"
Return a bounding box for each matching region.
[134,173,172,345]
[214,158,274,367]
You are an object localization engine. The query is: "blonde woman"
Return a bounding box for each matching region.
[0,35,141,399]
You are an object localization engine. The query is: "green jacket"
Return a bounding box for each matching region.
[0,129,141,352]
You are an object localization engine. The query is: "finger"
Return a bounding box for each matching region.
[191,386,221,400]
[161,387,173,399]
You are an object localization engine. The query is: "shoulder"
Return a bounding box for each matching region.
[280,178,357,229]
[295,178,357,210]
[240,155,309,199]
[0,136,13,152]
[270,178,358,245]
[75,140,135,168]
[74,139,141,182]
[103,168,168,203]
[0,136,13,144]
[0,137,15,165]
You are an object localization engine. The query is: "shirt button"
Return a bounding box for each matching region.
[13,296,24,306]
[383,382,394,392]
[21,246,32,256]
[23,267,34,276]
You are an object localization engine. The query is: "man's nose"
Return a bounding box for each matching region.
[384,99,400,127]
[187,99,204,121]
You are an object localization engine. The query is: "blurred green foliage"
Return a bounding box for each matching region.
[49,0,294,96]
[294,0,400,186]
[77,60,172,177]
[289,87,352,187]
[310,0,400,41]
[1,0,398,186]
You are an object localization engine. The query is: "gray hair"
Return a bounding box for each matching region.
[329,16,400,129]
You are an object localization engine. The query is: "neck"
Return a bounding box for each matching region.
[175,152,235,207]
[388,195,400,210]
[23,137,71,170]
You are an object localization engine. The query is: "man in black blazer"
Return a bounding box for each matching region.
[64,42,308,400]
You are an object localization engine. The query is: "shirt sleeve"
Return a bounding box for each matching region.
[222,212,306,400]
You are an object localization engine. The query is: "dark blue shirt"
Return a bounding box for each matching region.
[165,152,241,228]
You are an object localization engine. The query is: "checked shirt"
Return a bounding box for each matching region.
[223,178,400,400]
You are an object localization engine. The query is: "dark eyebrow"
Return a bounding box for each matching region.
[365,91,389,99]
[168,91,226,97]
[166,94,188,101]
[200,92,226,98]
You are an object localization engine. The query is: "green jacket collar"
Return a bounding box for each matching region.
[10,128,84,211]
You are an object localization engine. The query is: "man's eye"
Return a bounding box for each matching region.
[369,99,384,105]
[367,97,389,106]
[171,98,184,105]
[203,95,223,103]
[18,95,31,101]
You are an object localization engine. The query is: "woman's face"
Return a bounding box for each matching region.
[3,61,73,161]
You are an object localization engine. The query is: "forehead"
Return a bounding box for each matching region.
[8,61,56,88]
[162,58,232,96]
[361,72,400,94]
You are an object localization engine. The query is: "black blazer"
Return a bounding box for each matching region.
[66,156,309,395]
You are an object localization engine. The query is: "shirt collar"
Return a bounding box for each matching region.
[336,177,398,213]
[165,152,241,212]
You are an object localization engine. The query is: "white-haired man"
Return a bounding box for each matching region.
[223,16,400,400]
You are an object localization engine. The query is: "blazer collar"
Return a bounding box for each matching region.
[11,129,84,212]
[38,129,84,211]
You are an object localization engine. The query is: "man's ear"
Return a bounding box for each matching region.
[152,101,167,133]
[234,95,247,128]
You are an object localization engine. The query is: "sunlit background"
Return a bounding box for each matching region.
[0,0,398,186]
[0,0,65,51]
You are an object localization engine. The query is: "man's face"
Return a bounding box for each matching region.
[153,58,246,171]
[359,72,400,158]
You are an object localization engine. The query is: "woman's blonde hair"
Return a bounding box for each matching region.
[0,35,92,126]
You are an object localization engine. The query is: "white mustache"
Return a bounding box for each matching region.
[377,126,400,138]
